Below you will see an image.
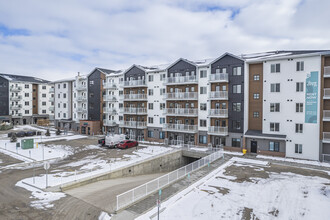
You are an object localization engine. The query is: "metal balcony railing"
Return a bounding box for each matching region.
[123,94,147,101]
[103,82,117,89]
[163,124,198,133]
[164,75,198,85]
[123,80,146,87]
[76,84,87,91]
[103,120,117,126]
[10,95,22,101]
[76,96,87,102]
[208,109,228,117]
[10,86,22,92]
[164,108,198,116]
[49,97,55,102]
[208,73,228,82]
[103,107,117,114]
[49,106,55,111]
[209,91,228,100]
[10,104,22,110]
[325,66,330,77]
[119,121,147,128]
[208,126,228,136]
[104,95,117,102]
[77,107,87,113]
[123,108,147,114]
[49,87,55,93]
[165,92,198,100]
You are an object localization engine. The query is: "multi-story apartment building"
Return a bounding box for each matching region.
[0,73,54,125]
[72,74,88,130]
[243,50,330,161]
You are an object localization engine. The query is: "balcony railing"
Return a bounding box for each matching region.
[49,106,55,111]
[104,95,117,102]
[76,84,87,91]
[323,132,330,143]
[123,94,147,101]
[10,95,22,101]
[103,120,117,127]
[164,108,198,116]
[164,75,198,85]
[208,126,228,136]
[103,107,117,114]
[49,97,55,102]
[76,96,87,102]
[77,107,87,113]
[208,73,229,82]
[119,121,147,129]
[123,80,146,87]
[10,86,22,92]
[325,66,330,78]
[209,91,228,100]
[208,109,228,118]
[323,110,330,121]
[10,104,22,110]
[324,89,330,99]
[104,82,117,89]
[49,87,55,93]
[163,124,198,133]
[123,108,147,114]
[165,92,198,100]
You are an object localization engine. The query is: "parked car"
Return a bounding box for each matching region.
[16,131,26,137]
[25,131,36,136]
[105,134,126,148]
[7,132,13,137]
[98,138,105,146]
[117,140,138,149]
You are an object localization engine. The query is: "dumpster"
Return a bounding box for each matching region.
[242,149,247,155]
[21,139,34,149]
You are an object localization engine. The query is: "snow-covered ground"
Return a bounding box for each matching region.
[137,157,330,220]
[19,145,174,189]
[257,155,330,168]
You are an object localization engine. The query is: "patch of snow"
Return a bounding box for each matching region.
[231,157,269,166]
[189,147,208,152]
[221,150,244,156]
[99,211,112,220]
[256,155,330,168]
[16,180,66,210]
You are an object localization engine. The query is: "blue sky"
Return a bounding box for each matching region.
[0,0,329,80]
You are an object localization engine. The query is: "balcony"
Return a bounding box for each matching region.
[10,95,22,101]
[123,80,146,88]
[10,104,22,110]
[165,92,198,100]
[164,75,198,85]
[209,91,228,100]
[77,107,87,113]
[324,89,330,99]
[208,73,229,82]
[76,84,87,91]
[103,82,117,89]
[119,121,147,129]
[325,66,330,78]
[49,87,55,93]
[163,123,198,133]
[103,95,117,102]
[123,94,148,101]
[323,110,330,121]
[49,97,55,102]
[163,108,198,116]
[76,96,87,102]
[49,106,55,111]
[208,126,228,136]
[103,107,117,114]
[323,132,330,143]
[103,120,117,127]
[123,107,147,115]
[10,86,22,92]
[208,109,228,118]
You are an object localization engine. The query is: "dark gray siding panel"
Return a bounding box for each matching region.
[168,60,196,77]
[88,70,102,121]
[124,66,145,81]
[0,76,9,115]
[211,55,244,134]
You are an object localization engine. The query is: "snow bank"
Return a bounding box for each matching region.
[99,211,112,220]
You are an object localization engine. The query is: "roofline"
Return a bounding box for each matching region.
[166,58,197,71]
[210,52,245,66]
[122,64,146,76]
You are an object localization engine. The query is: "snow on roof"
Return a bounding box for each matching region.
[0,73,50,83]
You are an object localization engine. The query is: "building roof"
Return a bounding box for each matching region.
[0,73,50,83]
[245,130,286,140]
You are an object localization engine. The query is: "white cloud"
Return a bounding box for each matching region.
[0,0,329,80]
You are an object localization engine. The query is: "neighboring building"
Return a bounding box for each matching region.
[72,74,88,130]
[0,73,54,124]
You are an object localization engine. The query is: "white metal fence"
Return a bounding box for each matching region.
[116,150,224,211]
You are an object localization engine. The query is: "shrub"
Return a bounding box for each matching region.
[45,129,50,136]
[10,133,17,142]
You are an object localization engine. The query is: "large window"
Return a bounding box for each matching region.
[159,132,165,139]
[269,141,280,152]
[200,120,207,127]
[232,138,241,147]
[148,130,154,138]
[296,103,303,112]
[270,122,280,132]
[295,144,302,154]
[199,135,207,144]
[233,67,242,76]
[296,61,304,71]
[200,103,207,111]
[160,118,165,124]
[233,85,242,94]
[148,89,153,96]
[233,103,241,112]
[270,83,280,92]
[270,103,280,112]
[148,117,153,124]
[200,70,207,78]
[271,63,280,73]
[233,120,241,130]
[200,87,207,94]
[295,124,303,133]
[148,75,153,82]
[148,103,153,110]
[296,82,304,92]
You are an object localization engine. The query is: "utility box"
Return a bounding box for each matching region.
[21,139,34,149]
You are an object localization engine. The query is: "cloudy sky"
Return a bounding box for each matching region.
[0,0,329,80]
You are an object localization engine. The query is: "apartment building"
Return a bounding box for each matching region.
[243,50,330,161]
[0,73,54,124]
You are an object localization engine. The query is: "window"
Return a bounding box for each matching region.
[25,110,29,114]
[295,124,303,133]
[233,103,241,112]
[25,84,29,89]
[148,89,153,96]
[296,61,304,71]
[233,120,241,130]
[148,103,154,110]
[296,103,303,112]
[63,103,67,108]
[148,117,154,124]
[42,94,46,98]
[42,86,46,89]
[296,82,304,92]
[58,94,60,98]
[160,88,165,95]
[119,116,123,121]
[199,135,207,144]
[200,87,207,94]
[63,113,66,118]
[200,120,207,127]
[160,118,165,124]
[148,130,154,138]
[89,81,94,85]
[148,75,153,82]
[159,132,165,139]
[271,63,280,73]
[253,112,259,118]
[269,141,280,152]
[200,103,207,111]
[42,102,46,106]
[160,74,165,81]
[233,67,242,76]
[25,101,29,106]
[270,122,280,131]
[42,110,46,114]
[253,93,260,99]
[58,103,60,108]
[253,75,260,81]
[233,85,242,94]
[64,94,67,98]
[295,144,302,154]
[160,103,165,110]
[58,84,60,89]
[25,93,29,97]
[200,70,207,78]
[63,83,66,88]
[232,138,241,147]
[119,90,123,95]
[270,103,280,112]
[270,83,280,92]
